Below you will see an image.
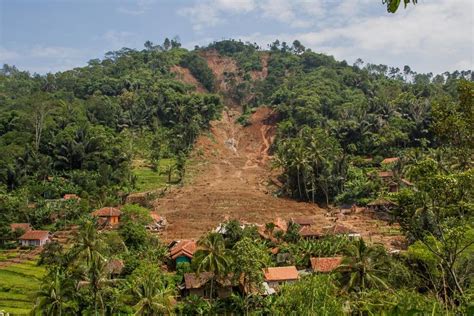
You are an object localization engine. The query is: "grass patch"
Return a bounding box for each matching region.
[132,158,177,192]
[0,260,45,314]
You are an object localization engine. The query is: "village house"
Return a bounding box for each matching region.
[262,266,299,291]
[377,171,400,192]
[169,240,197,264]
[310,257,343,273]
[91,207,121,227]
[182,272,233,299]
[10,223,32,234]
[18,230,50,247]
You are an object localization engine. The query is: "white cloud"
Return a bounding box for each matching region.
[179,3,223,31]
[214,0,256,13]
[117,0,155,15]
[179,0,371,31]
[227,0,473,74]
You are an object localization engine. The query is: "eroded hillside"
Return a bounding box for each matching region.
[154,106,402,248]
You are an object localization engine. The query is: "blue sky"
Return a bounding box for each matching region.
[0,0,472,74]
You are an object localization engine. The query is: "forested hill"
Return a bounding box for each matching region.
[1,39,473,314]
[0,38,472,228]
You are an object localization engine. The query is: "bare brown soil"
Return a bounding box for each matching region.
[200,50,239,95]
[170,65,207,93]
[153,107,403,249]
[250,53,269,81]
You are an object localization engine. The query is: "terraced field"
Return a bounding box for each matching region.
[0,256,45,315]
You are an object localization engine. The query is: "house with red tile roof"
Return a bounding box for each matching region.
[169,240,197,264]
[91,207,121,226]
[263,266,299,290]
[19,230,50,247]
[310,257,343,273]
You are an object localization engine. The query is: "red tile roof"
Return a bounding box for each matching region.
[291,217,314,226]
[10,223,32,232]
[170,240,197,260]
[263,266,299,282]
[91,207,121,217]
[19,230,50,240]
[381,157,399,164]
[310,257,343,272]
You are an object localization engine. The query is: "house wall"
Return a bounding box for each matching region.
[267,279,297,289]
[187,287,232,299]
[217,287,232,298]
[21,238,48,247]
[189,288,206,297]
[110,216,119,225]
[175,256,191,264]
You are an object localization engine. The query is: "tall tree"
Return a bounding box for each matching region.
[338,239,390,291]
[193,232,231,300]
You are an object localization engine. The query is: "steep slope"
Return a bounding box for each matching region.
[153,107,326,239]
[153,106,403,248]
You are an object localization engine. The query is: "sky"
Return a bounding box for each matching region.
[0,0,472,74]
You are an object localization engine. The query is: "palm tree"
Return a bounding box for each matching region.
[193,232,231,299]
[33,269,76,315]
[77,256,122,315]
[69,220,105,266]
[338,238,390,291]
[132,273,175,316]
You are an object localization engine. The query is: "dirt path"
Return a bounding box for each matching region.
[153,107,403,249]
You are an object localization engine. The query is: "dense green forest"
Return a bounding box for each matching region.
[0,38,472,314]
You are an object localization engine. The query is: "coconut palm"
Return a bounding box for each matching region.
[193,232,231,299]
[132,273,175,316]
[338,238,390,291]
[33,269,76,315]
[77,255,122,315]
[69,220,106,266]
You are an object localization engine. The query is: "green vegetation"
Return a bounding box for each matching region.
[132,158,176,192]
[0,38,472,314]
[0,38,222,236]
[0,260,46,314]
